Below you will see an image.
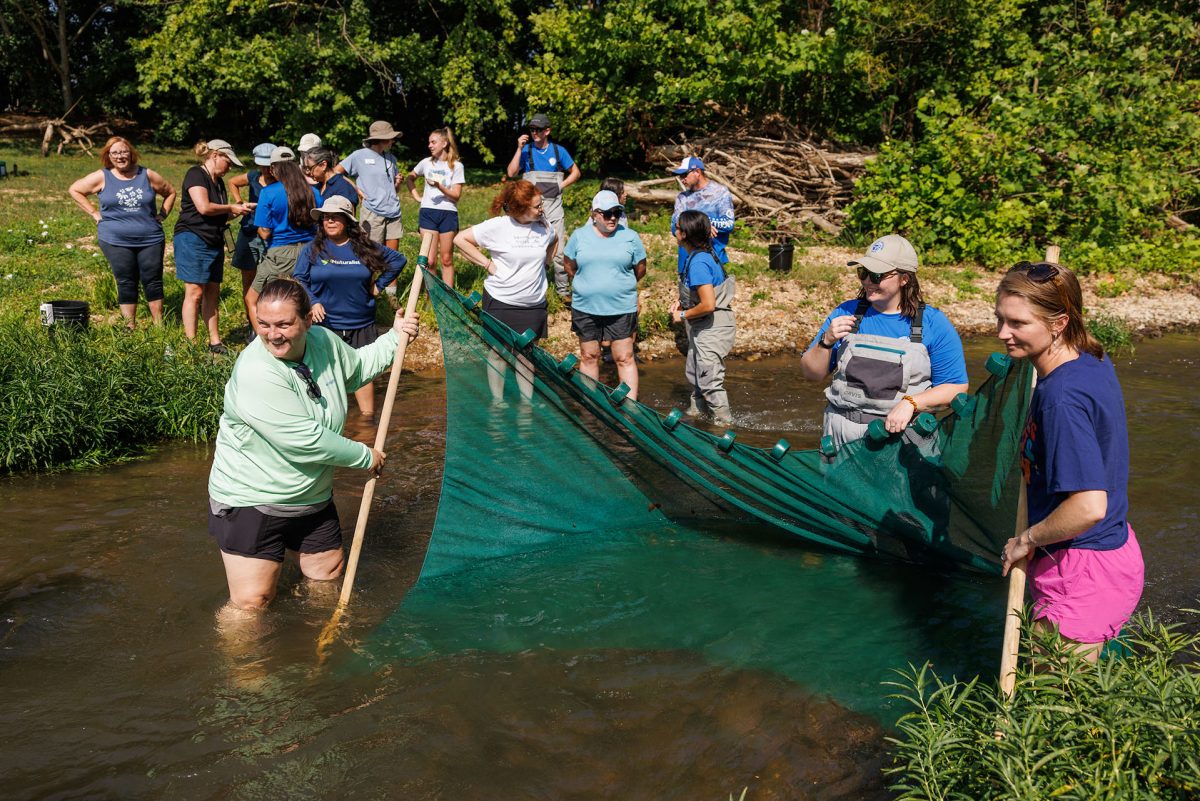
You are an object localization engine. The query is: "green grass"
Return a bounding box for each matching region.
[885,608,1200,800]
[1088,313,1136,356]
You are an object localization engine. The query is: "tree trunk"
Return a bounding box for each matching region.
[56,0,73,114]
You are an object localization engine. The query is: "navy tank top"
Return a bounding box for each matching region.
[97,167,164,247]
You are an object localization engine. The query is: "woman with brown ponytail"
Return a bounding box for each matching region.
[248,146,322,323]
[404,127,465,285]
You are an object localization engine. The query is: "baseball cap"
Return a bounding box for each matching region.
[848,235,920,274]
[671,156,705,175]
[206,139,244,167]
[269,146,296,164]
[590,190,623,212]
[251,142,275,166]
[298,133,322,152]
[528,113,551,129]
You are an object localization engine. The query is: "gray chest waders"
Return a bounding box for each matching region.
[522,168,569,298]
[822,300,932,447]
[678,254,737,417]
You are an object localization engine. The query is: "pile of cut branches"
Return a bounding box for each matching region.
[629,117,874,238]
[0,111,130,157]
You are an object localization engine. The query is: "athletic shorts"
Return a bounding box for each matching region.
[1029,524,1144,643]
[360,207,403,242]
[209,501,342,563]
[324,322,379,349]
[570,309,637,343]
[483,291,547,340]
[173,230,224,284]
[251,242,307,292]
[417,208,459,234]
[232,226,267,271]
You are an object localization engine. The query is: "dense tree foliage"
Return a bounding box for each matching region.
[2,0,1197,266]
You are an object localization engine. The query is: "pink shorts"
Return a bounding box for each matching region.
[1029,525,1144,644]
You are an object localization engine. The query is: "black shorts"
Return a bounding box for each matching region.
[209,502,342,563]
[417,207,460,234]
[324,322,379,349]
[482,291,548,340]
[570,309,638,343]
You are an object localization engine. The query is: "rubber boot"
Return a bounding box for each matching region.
[685,394,705,417]
[710,405,734,426]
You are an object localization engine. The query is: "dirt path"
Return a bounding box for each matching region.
[403,243,1200,372]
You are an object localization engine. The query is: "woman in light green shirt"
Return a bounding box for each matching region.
[208,277,417,617]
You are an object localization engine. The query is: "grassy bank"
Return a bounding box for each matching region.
[886,610,1200,799]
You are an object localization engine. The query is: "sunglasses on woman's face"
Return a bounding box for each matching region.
[857,266,899,283]
[596,209,621,220]
[1009,261,1060,283]
[293,362,322,401]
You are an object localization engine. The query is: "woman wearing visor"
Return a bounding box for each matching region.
[798,234,967,447]
[563,189,646,399]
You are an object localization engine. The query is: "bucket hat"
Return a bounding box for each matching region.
[363,121,401,145]
[310,195,357,221]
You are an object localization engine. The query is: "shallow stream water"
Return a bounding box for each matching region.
[1,335,1197,800]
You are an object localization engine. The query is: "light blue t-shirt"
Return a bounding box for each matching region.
[811,300,968,387]
[564,223,646,315]
[253,182,322,247]
[679,250,727,289]
[338,148,401,217]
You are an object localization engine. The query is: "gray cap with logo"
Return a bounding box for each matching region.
[848,234,919,274]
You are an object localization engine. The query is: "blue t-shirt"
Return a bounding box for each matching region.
[679,250,727,289]
[563,223,646,315]
[253,182,322,247]
[811,300,968,387]
[519,141,575,173]
[320,173,359,210]
[1021,353,1130,552]
[293,239,406,330]
[338,148,400,217]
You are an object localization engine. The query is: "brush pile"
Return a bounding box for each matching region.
[628,117,874,238]
[0,113,128,157]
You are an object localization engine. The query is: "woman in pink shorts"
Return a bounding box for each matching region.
[996,260,1144,661]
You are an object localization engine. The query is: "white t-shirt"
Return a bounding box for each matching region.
[472,215,556,307]
[412,157,465,212]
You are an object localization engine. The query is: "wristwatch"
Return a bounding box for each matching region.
[816,337,833,349]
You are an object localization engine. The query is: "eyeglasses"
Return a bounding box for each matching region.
[1009,261,1060,283]
[857,266,899,283]
[301,164,313,175]
[293,362,322,401]
[596,208,622,220]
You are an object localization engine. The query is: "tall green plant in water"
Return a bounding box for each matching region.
[0,322,232,473]
[886,610,1200,799]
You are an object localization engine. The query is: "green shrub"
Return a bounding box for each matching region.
[1088,314,1135,357]
[0,321,232,473]
[886,610,1200,800]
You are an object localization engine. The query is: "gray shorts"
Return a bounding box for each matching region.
[360,207,403,242]
[252,242,307,292]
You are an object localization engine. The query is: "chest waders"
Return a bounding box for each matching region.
[521,142,570,298]
[822,299,932,447]
[678,252,737,422]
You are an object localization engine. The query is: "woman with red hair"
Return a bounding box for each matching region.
[453,179,556,402]
[68,136,177,328]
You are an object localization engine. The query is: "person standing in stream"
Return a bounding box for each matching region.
[505,112,580,303]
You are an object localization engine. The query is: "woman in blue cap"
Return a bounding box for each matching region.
[229,142,276,331]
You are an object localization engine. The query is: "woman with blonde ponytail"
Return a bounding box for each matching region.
[405,126,465,285]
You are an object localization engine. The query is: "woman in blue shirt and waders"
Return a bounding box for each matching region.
[799,234,968,448]
[293,196,407,421]
[668,209,737,426]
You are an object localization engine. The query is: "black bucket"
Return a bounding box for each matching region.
[39,300,90,330]
[768,242,794,272]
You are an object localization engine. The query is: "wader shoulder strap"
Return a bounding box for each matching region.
[911,302,926,344]
[682,250,697,287]
[554,143,566,174]
[522,142,568,174]
[851,299,870,333]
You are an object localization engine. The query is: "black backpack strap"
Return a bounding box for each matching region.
[851,298,870,333]
[910,302,926,344]
[554,143,566,174]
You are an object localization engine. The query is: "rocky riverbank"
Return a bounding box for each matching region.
[402,242,1200,372]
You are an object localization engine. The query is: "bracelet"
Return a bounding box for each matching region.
[816,337,833,349]
[902,395,919,413]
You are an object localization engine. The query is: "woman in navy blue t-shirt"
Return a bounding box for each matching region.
[293,196,406,420]
[997,260,1143,660]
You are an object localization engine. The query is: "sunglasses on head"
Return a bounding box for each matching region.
[596,208,622,220]
[292,362,322,401]
[1009,261,1060,283]
[856,266,899,283]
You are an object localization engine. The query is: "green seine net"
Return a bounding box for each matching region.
[417,268,1033,580]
